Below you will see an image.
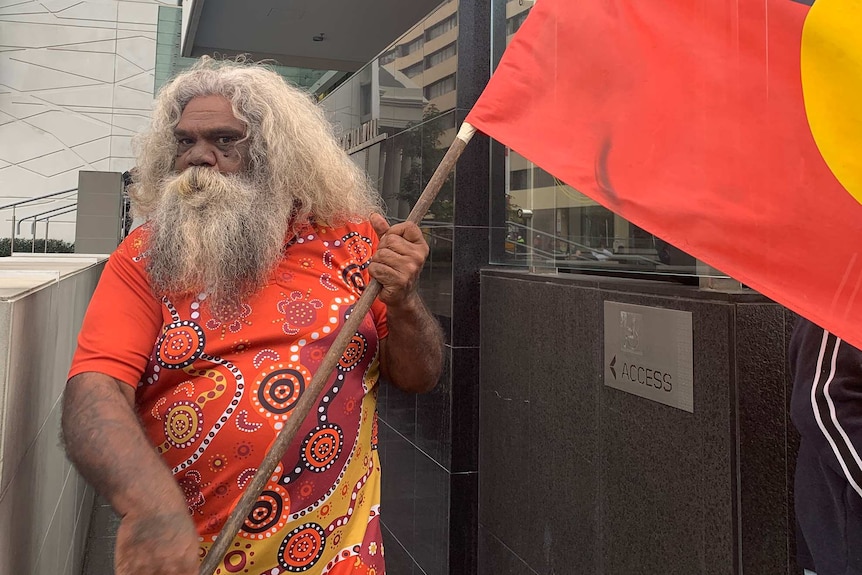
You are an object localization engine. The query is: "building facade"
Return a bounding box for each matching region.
[0,0,176,242]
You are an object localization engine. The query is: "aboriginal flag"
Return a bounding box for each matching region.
[466,0,862,348]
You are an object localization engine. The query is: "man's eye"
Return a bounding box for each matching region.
[177,138,193,146]
[217,136,238,145]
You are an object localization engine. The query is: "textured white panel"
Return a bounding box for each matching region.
[0,21,115,48]
[20,149,85,177]
[39,0,82,12]
[118,1,157,23]
[0,57,102,91]
[116,35,156,70]
[55,1,118,23]
[115,54,145,81]
[11,49,116,83]
[111,113,148,134]
[116,29,156,40]
[0,2,47,16]
[27,110,111,147]
[0,94,50,119]
[109,125,135,137]
[112,106,148,115]
[119,71,154,94]
[0,165,77,199]
[73,111,113,125]
[47,39,117,54]
[72,136,111,163]
[0,165,48,196]
[110,134,133,158]
[41,170,79,200]
[0,0,160,243]
[109,158,134,173]
[113,83,152,109]
[0,12,114,29]
[0,121,63,164]
[117,28,156,42]
[38,85,114,108]
[116,22,156,32]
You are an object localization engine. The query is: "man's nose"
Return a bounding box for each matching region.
[186,142,217,167]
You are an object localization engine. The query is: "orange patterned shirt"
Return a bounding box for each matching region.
[69,220,389,574]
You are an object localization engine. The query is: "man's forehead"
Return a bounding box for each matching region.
[177,95,244,130]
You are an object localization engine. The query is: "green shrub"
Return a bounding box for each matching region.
[0,238,76,256]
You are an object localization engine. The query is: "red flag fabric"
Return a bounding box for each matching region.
[466,0,862,348]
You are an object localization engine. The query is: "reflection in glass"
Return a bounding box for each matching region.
[319,1,462,317]
[500,151,697,275]
[491,0,702,278]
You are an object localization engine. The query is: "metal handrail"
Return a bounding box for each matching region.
[33,206,78,254]
[0,188,77,211]
[1,188,78,256]
[17,202,77,235]
[36,206,77,223]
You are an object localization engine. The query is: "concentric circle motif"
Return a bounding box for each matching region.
[277,523,326,572]
[301,424,343,473]
[156,321,205,369]
[164,401,204,449]
[242,487,290,536]
[222,550,247,573]
[253,366,309,421]
[342,233,371,265]
[341,264,365,293]
[338,334,367,372]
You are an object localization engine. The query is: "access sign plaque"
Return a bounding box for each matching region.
[603,301,694,412]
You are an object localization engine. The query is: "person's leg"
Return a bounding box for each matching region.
[795,442,848,575]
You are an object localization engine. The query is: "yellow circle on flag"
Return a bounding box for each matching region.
[800,0,862,204]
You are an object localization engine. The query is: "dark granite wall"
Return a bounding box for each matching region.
[478,269,800,575]
[376,1,490,573]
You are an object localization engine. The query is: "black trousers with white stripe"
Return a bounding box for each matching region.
[791,319,862,575]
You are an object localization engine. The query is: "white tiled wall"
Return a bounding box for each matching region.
[0,258,105,575]
[0,0,177,242]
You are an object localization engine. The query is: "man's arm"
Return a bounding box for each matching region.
[369,214,444,393]
[62,372,199,575]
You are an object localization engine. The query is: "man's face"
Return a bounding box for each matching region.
[173,95,247,173]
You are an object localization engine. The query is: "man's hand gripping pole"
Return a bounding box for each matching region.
[199,122,477,575]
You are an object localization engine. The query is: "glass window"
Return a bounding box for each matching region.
[401,62,424,78]
[360,83,371,116]
[509,167,555,190]
[399,36,424,57]
[489,0,703,279]
[424,75,456,99]
[425,43,457,68]
[426,14,458,42]
[506,9,530,36]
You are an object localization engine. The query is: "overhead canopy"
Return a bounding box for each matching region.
[182,0,446,73]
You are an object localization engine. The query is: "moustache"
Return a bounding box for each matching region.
[163,167,241,205]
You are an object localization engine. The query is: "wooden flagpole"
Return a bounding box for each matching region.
[200,122,477,575]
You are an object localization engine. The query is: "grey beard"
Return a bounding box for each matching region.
[145,166,291,319]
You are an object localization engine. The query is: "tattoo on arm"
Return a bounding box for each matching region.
[62,373,186,517]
